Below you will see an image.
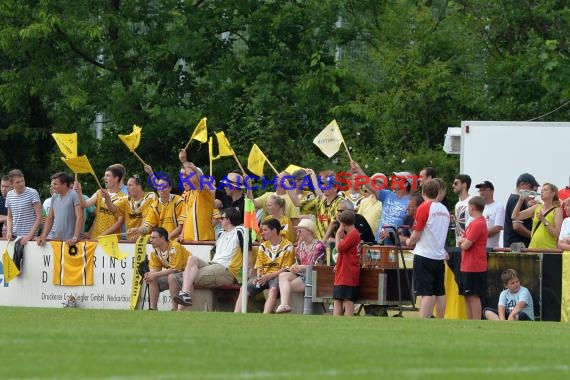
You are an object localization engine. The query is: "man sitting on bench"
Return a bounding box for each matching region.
[173,207,250,310]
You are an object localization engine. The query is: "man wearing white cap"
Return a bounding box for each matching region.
[220,172,247,224]
[350,161,412,244]
[476,180,505,248]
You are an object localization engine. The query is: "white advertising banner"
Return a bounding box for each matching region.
[0,240,213,311]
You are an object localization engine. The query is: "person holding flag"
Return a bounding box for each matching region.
[129,165,185,241]
[179,149,215,242]
[106,174,156,241]
[74,164,127,239]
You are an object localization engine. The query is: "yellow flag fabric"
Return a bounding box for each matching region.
[52,133,78,158]
[247,144,268,177]
[561,251,570,322]
[97,235,128,260]
[443,262,467,319]
[118,125,142,152]
[61,155,95,175]
[216,131,234,157]
[191,117,208,143]
[130,235,150,310]
[284,164,303,175]
[313,119,344,158]
[209,137,220,161]
[2,247,20,282]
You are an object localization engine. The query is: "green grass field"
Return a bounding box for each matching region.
[1,307,569,380]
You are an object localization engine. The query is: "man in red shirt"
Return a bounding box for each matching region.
[458,196,488,320]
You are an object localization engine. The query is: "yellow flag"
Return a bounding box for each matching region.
[97,235,128,260]
[61,155,95,175]
[284,164,303,175]
[118,125,142,152]
[2,247,20,282]
[190,117,208,143]
[313,119,344,158]
[216,131,234,157]
[247,144,268,177]
[52,133,78,158]
[209,137,220,161]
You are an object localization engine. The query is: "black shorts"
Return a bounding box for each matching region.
[333,285,359,302]
[413,255,445,296]
[459,271,487,297]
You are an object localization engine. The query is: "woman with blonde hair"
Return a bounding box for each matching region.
[512,183,563,249]
[275,219,325,313]
[261,194,294,243]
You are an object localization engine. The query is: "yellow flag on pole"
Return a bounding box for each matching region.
[61,155,96,176]
[216,131,234,157]
[313,119,345,158]
[118,125,142,152]
[97,235,128,260]
[209,137,220,161]
[52,133,78,158]
[2,247,20,282]
[247,144,268,177]
[284,164,303,175]
[191,117,208,143]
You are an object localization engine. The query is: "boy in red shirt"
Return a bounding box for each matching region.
[458,196,488,319]
[333,210,361,316]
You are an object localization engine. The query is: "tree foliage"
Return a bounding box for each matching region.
[0,0,568,197]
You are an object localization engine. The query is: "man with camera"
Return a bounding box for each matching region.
[503,173,540,248]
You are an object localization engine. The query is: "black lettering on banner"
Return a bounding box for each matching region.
[42,271,48,283]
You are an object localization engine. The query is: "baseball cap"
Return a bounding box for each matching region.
[516,173,539,187]
[393,171,414,186]
[475,180,494,191]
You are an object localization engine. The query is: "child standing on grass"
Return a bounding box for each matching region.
[458,196,488,320]
[333,210,361,316]
[484,269,534,321]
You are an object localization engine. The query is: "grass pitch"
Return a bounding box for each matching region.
[1,307,569,380]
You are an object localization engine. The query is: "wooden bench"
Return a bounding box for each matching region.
[180,284,319,313]
[312,266,389,305]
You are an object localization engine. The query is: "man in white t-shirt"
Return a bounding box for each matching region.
[452,174,472,246]
[476,181,505,249]
[406,179,450,319]
[558,198,570,251]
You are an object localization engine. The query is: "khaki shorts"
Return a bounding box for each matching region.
[195,258,235,288]
[157,271,184,292]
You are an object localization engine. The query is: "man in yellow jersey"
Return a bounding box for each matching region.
[174,207,250,310]
[108,174,156,241]
[178,149,215,242]
[74,164,126,238]
[144,227,191,311]
[234,218,295,314]
[129,165,185,240]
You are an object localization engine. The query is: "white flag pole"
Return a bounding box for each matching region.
[241,227,250,313]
